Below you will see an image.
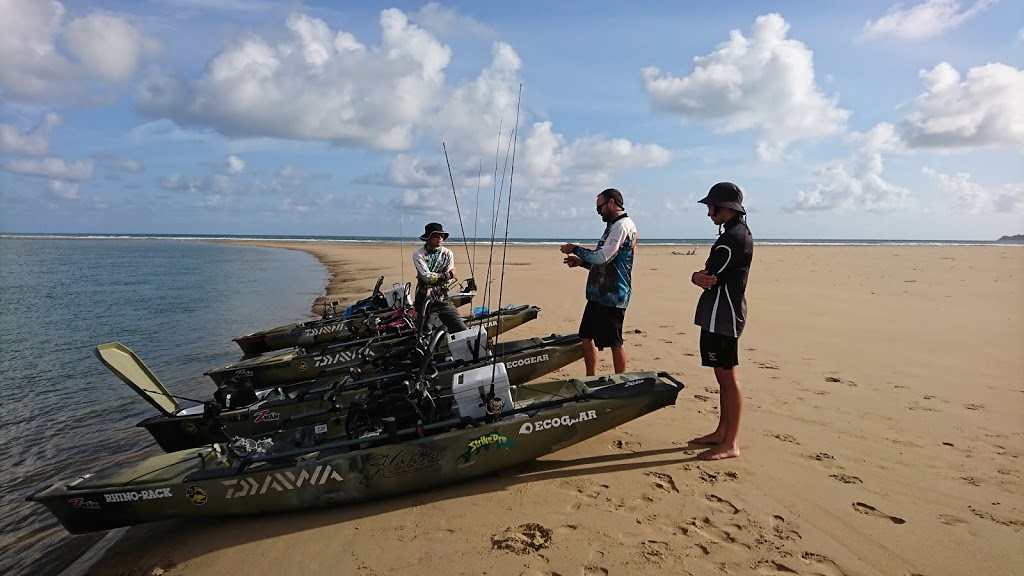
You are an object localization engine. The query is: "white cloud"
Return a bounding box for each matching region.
[4,156,94,180]
[412,2,492,38]
[641,13,849,161]
[110,157,145,173]
[860,0,996,41]
[0,0,159,102]
[900,62,1024,149]
[0,112,61,155]
[788,123,911,212]
[923,167,1024,213]
[47,179,78,199]
[64,10,161,82]
[226,155,245,175]
[137,10,451,150]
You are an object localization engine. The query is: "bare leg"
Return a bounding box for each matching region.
[581,338,598,376]
[699,367,742,460]
[611,344,627,373]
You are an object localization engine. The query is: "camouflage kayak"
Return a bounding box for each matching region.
[28,370,683,534]
[99,332,583,452]
[233,279,475,356]
[207,305,541,388]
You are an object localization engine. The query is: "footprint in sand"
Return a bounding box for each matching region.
[704,386,720,395]
[564,482,609,511]
[611,439,639,451]
[694,394,711,402]
[800,552,848,576]
[583,566,609,576]
[754,559,800,574]
[771,433,799,444]
[642,540,670,561]
[705,493,740,514]
[852,502,906,525]
[968,505,1024,530]
[645,471,680,493]
[491,523,553,554]
[939,514,967,526]
[770,515,802,541]
[964,403,985,411]
[830,473,863,484]
[756,361,780,370]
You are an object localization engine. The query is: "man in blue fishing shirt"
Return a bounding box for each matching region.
[560,188,638,376]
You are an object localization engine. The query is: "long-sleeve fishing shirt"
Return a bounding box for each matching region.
[572,214,637,309]
[694,216,753,337]
[412,245,455,300]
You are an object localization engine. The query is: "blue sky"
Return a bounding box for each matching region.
[0,0,1021,239]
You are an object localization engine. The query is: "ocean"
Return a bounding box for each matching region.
[0,237,327,576]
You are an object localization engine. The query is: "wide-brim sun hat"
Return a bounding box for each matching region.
[697,182,746,214]
[419,222,450,241]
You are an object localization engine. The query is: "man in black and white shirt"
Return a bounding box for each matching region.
[690,182,753,461]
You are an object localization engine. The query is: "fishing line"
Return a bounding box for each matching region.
[443,142,474,280]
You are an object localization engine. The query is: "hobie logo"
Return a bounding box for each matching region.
[222,465,343,498]
[518,410,598,435]
[313,350,359,368]
[506,354,549,368]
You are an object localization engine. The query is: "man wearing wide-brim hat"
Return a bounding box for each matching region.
[688,181,754,461]
[412,222,468,333]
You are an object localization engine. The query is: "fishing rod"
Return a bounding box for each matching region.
[482,118,503,312]
[442,142,475,280]
[473,159,482,289]
[484,83,523,419]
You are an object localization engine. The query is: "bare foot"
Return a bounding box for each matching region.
[699,444,740,461]
[689,433,724,445]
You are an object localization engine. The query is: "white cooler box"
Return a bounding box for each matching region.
[447,326,489,362]
[384,283,413,309]
[452,362,513,420]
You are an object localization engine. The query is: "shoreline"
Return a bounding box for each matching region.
[79,242,1023,576]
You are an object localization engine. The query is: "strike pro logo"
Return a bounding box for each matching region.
[313,349,359,368]
[518,410,598,435]
[253,409,281,423]
[104,488,172,503]
[505,354,549,369]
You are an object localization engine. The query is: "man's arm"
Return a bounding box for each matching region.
[413,251,449,284]
[573,220,632,266]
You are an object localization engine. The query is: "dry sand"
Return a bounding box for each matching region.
[85,242,1023,576]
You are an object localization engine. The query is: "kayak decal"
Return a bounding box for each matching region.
[186,485,208,506]
[457,429,517,465]
[360,448,442,485]
[104,488,172,503]
[269,330,303,342]
[296,360,308,371]
[304,323,347,338]
[68,497,100,510]
[253,409,280,423]
[313,349,360,368]
[222,465,343,498]
[181,421,198,435]
[518,410,598,435]
[505,354,549,368]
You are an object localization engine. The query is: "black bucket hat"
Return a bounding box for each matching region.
[419,222,450,241]
[697,182,746,214]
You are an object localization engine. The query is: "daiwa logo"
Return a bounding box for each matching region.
[104,488,172,502]
[305,323,346,338]
[518,410,597,435]
[506,354,549,368]
[222,465,343,498]
[313,350,359,368]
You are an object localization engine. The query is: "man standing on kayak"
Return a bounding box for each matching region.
[560,188,638,376]
[413,222,469,334]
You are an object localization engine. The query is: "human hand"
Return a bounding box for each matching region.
[559,243,576,255]
[438,271,450,282]
[563,254,582,268]
[692,270,717,290]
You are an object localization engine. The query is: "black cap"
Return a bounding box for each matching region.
[697,182,745,214]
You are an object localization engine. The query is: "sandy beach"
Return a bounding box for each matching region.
[83,242,1023,576]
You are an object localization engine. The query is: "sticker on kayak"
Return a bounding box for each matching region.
[518,410,598,435]
[315,423,328,434]
[222,465,343,499]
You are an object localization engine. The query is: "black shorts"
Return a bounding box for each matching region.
[700,329,738,368]
[579,301,625,350]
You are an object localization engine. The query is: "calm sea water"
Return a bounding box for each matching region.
[0,238,327,576]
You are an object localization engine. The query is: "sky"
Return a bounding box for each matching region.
[0,0,1021,240]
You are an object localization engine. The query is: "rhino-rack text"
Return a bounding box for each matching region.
[104,488,172,502]
[518,410,597,435]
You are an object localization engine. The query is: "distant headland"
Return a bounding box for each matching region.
[996,234,1024,244]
